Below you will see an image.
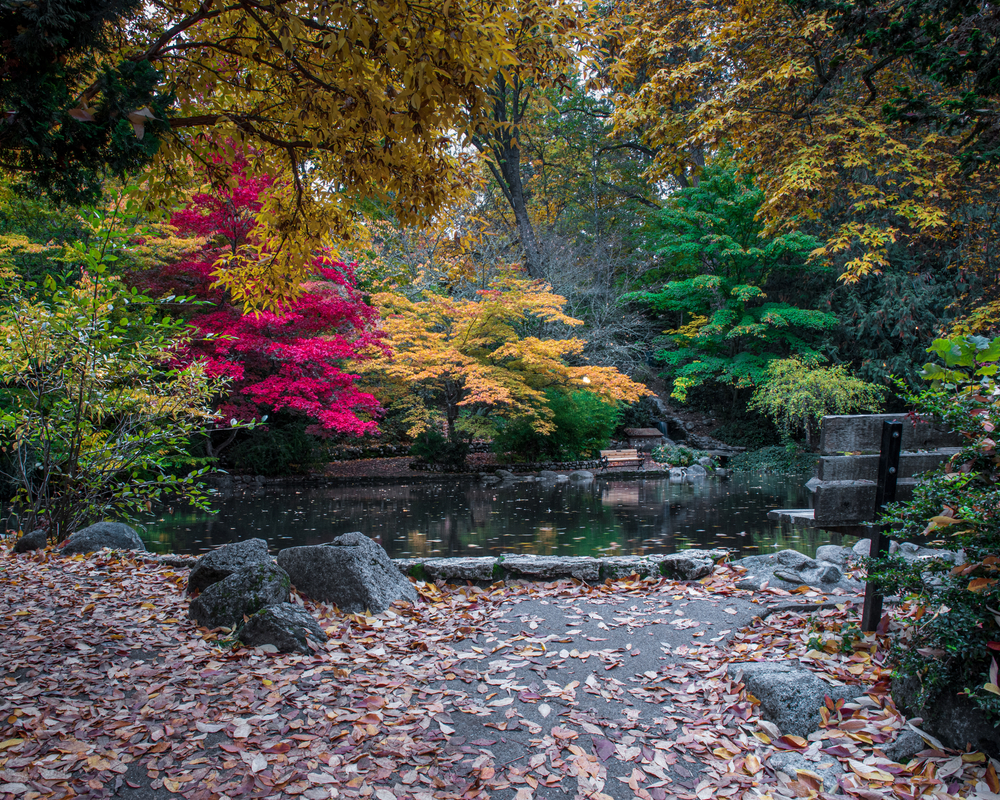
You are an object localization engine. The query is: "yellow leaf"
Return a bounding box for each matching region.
[0,738,24,750]
[744,754,762,775]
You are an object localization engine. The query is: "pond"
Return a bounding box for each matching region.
[142,473,856,558]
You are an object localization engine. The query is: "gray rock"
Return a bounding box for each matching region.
[599,557,661,580]
[777,550,818,570]
[481,476,501,485]
[13,529,47,553]
[658,549,724,580]
[729,662,868,738]
[568,470,594,481]
[187,538,273,594]
[188,562,290,629]
[239,603,327,654]
[538,470,560,482]
[769,751,844,793]
[495,469,516,481]
[815,545,851,568]
[501,555,600,581]
[883,729,927,764]
[893,675,1000,759]
[896,542,965,566]
[668,467,686,481]
[60,522,146,555]
[697,456,714,470]
[853,537,899,558]
[686,464,708,478]
[716,468,730,478]
[278,532,418,614]
[424,557,497,583]
[734,550,863,593]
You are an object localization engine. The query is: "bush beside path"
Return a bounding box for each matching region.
[1,547,997,800]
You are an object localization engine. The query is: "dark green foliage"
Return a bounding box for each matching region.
[0,0,172,204]
[728,445,818,474]
[867,334,1000,720]
[628,161,838,401]
[829,263,968,389]
[712,415,781,449]
[615,396,663,434]
[492,390,621,462]
[409,429,470,471]
[224,421,324,476]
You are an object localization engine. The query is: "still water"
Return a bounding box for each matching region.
[142,473,850,558]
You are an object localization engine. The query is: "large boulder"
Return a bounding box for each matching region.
[13,529,47,553]
[61,522,146,555]
[733,550,864,593]
[188,562,290,630]
[729,662,868,738]
[239,603,327,654]
[658,549,727,581]
[187,538,273,594]
[893,676,1000,759]
[277,532,417,614]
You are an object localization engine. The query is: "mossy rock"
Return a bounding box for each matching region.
[188,562,290,629]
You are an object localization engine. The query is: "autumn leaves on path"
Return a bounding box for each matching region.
[0,549,996,800]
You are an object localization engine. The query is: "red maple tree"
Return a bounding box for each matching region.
[138,161,386,452]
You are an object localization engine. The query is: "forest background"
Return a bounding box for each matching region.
[0,0,998,483]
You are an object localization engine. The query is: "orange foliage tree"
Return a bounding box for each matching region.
[356,277,649,441]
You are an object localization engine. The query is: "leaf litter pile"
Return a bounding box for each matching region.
[1,550,998,800]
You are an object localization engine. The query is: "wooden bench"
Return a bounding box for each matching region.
[599,449,645,471]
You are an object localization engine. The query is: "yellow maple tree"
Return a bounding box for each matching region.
[355,276,649,440]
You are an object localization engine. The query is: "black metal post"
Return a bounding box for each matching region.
[861,421,903,632]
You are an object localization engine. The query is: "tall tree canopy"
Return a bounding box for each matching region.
[609,0,1000,312]
[0,0,586,306]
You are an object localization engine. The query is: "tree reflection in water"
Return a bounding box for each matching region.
[142,473,847,558]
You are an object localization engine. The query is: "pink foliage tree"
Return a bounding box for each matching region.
[140,161,385,455]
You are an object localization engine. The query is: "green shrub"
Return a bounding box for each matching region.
[493,389,621,462]
[867,334,1000,722]
[651,444,711,468]
[729,445,818,474]
[748,358,885,449]
[410,429,470,471]
[713,415,780,449]
[225,420,323,476]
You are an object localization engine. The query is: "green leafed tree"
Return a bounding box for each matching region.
[627,161,838,403]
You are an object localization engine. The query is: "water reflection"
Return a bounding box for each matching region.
[142,473,847,558]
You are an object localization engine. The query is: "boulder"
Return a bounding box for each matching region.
[815,545,851,568]
[277,532,417,614]
[769,751,844,793]
[852,538,899,558]
[501,555,600,582]
[893,675,1000,759]
[668,467,686,482]
[239,603,327,654]
[568,470,594,482]
[424,557,497,583]
[61,522,146,555]
[658,549,722,581]
[729,662,868,737]
[187,538,273,594]
[13,529,47,553]
[697,456,714,470]
[686,464,708,478]
[883,729,928,764]
[538,470,560,482]
[188,562,290,630]
[495,469,517,481]
[733,550,864,593]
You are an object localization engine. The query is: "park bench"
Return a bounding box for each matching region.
[769,413,962,630]
[599,449,645,471]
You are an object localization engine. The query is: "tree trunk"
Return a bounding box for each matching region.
[474,73,547,281]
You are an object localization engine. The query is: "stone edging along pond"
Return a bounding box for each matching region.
[151,549,731,584]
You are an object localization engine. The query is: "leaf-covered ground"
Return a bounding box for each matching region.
[1,549,997,800]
